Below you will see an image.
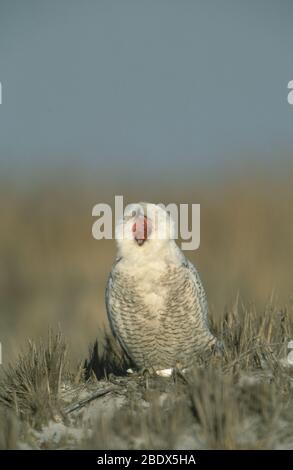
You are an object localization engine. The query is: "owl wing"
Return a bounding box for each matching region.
[180,255,216,347]
[105,257,136,361]
[105,256,122,338]
[184,259,209,324]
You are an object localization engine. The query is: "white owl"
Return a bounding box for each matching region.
[105,202,218,375]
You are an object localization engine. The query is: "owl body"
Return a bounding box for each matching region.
[105,202,217,371]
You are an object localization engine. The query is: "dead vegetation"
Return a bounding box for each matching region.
[0,176,293,448]
[0,329,67,428]
[84,333,132,381]
[0,406,19,450]
[1,302,293,449]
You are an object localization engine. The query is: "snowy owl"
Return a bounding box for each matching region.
[105,202,217,373]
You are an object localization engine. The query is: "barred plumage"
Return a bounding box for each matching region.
[105,202,217,371]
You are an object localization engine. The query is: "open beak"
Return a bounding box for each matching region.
[132,216,152,246]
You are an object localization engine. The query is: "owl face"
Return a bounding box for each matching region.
[115,202,175,251]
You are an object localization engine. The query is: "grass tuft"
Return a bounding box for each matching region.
[84,333,132,380]
[0,328,67,428]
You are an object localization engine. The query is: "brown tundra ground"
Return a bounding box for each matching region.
[1,173,293,449]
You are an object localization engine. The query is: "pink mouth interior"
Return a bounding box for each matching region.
[132,216,152,245]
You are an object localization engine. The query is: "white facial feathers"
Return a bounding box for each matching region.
[115,202,179,264]
[115,202,175,243]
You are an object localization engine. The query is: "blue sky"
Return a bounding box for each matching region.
[0,0,293,181]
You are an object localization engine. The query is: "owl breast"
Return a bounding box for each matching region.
[106,262,215,369]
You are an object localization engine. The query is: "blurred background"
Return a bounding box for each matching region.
[0,0,293,364]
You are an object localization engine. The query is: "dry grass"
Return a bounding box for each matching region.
[84,303,293,450]
[0,329,67,428]
[0,406,19,450]
[0,302,293,449]
[0,174,293,449]
[84,333,132,380]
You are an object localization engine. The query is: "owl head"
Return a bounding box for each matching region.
[115,202,176,259]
